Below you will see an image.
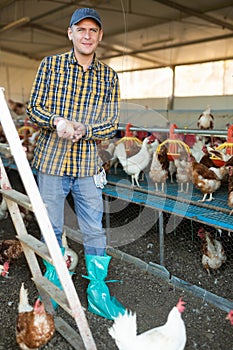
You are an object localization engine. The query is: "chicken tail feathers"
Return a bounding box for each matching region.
[18,282,33,313]
[109,310,137,347]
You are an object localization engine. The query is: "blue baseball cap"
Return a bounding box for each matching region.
[69,8,102,28]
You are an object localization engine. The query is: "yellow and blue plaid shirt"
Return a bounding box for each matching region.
[27,49,119,177]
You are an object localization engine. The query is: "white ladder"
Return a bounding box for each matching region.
[0,87,97,350]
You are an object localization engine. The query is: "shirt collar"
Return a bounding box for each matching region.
[68,49,100,71]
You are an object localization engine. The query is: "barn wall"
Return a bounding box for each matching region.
[125,97,233,129]
[0,52,39,102]
[127,96,233,111]
[1,51,233,130]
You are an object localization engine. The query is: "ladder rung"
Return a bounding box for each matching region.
[0,189,33,211]
[17,234,53,264]
[54,316,85,350]
[32,276,73,316]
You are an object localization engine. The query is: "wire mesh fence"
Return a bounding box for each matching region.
[103,176,233,304]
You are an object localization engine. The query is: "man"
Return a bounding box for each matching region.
[27,7,125,320]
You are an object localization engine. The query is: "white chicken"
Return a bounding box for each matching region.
[148,138,159,155]
[140,138,160,182]
[190,139,206,162]
[114,135,155,187]
[109,297,186,350]
[197,105,214,145]
[197,105,214,130]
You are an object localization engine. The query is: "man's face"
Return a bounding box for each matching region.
[68,18,103,57]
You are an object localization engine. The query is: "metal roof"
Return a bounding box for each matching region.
[1,0,233,73]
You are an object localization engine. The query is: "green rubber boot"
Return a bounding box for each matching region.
[83,254,126,320]
[42,247,73,309]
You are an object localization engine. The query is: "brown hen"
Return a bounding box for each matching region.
[191,156,225,202]
[16,283,55,349]
[0,239,23,276]
[198,228,226,275]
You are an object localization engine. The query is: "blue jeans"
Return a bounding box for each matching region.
[37,171,106,255]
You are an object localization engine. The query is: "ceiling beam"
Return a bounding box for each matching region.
[101,32,233,61]
[0,17,30,33]
[2,30,233,66]
[154,0,233,31]
[27,23,165,66]
[0,0,15,11]
[1,0,233,72]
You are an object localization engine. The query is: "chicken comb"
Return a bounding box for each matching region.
[1,261,9,277]
[33,298,45,313]
[147,134,156,143]
[226,310,233,325]
[176,297,186,313]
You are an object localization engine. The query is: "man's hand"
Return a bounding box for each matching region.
[54,118,86,141]
[72,122,86,142]
[56,119,75,139]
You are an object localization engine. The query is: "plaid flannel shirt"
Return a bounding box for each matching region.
[27,49,119,177]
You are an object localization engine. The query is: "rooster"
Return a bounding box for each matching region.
[115,135,155,187]
[109,297,186,350]
[198,228,226,275]
[16,283,55,349]
[0,239,23,275]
